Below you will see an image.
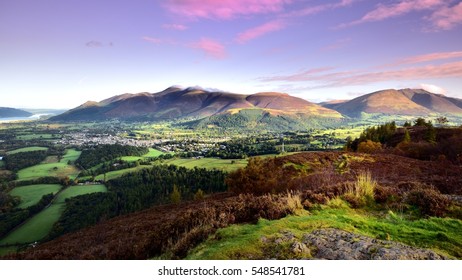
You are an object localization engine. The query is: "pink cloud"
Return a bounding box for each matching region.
[189,38,227,59]
[142,36,177,45]
[428,2,462,30]
[261,61,462,88]
[394,51,462,65]
[236,20,285,44]
[163,0,291,20]
[162,23,188,31]
[340,0,446,27]
[282,0,355,18]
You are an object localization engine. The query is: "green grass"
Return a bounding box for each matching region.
[54,184,107,203]
[0,246,18,256]
[120,148,164,162]
[162,157,248,172]
[187,204,462,260]
[16,149,81,181]
[0,161,4,168]
[6,146,48,155]
[15,134,55,140]
[0,184,107,246]
[0,204,65,245]
[94,166,152,181]
[9,184,62,208]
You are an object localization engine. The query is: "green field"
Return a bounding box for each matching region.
[0,184,107,246]
[9,184,62,209]
[17,149,81,181]
[94,166,152,181]
[0,246,18,256]
[6,146,49,155]
[162,157,248,172]
[0,204,64,245]
[54,184,107,203]
[120,148,164,162]
[15,134,55,140]
[0,161,4,168]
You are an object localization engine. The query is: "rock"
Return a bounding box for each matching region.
[303,228,447,260]
[291,241,310,256]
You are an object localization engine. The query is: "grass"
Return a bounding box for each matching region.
[6,146,48,155]
[16,149,81,181]
[0,204,65,245]
[187,204,462,260]
[15,134,55,140]
[161,157,248,173]
[0,184,107,246]
[54,184,107,203]
[0,161,4,168]
[120,148,164,162]
[0,246,18,256]
[93,166,152,181]
[9,184,62,209]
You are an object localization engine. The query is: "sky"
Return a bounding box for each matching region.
[1,0,462,109]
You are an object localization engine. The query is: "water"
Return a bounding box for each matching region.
[0,114,50,123]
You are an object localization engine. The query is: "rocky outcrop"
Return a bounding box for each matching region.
[303,228,447,260]
[261,228,447,260]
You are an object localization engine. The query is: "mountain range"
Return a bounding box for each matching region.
[50,87,462,127]
[0,107,32,118]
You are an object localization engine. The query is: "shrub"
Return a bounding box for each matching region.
[286,192,303,216]
[405,188,451,217]
[357,140,382,154]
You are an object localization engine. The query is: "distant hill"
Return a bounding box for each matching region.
[322,89,462,117]
[50,87,342,127]
[0,107,32,118]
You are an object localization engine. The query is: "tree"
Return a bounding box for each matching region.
[414,117,428,127]
[435,116,448,127]
[170,185,181,204]
[357,140,382,154]
[194,189,204,200]
[403,129,411,143]
[403,121,412,127]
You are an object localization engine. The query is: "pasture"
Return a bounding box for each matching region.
[162,157,248,173]
[16,149,81,181]
[6,146,49,155]
[54,184,107,203]
[120,148,164,162]
[9,184,62,209]
[0,184,107,246]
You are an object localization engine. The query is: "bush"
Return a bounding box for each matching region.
[357,140,382,154]
[405,188,451,217]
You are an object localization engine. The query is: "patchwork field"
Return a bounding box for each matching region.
[6,146,49,154]
[9,184,62,209]
[120,148,164,162]
[0,184,107,246]
[16,149,81,181]
[161,157,248,173]
[15,134,56,140]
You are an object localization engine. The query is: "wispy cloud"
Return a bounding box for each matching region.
[163,0,290,20]
[236,20,286,44]
[86,41,104,47]
[142,36,177,45]
[261,61,462,88]
[162,23,189,31]
[188,37,227,59]
[419,83,447,94]
[428,1,462,31]
[393,51,462,65]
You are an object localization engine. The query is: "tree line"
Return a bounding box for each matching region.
[75,144,149,170]
[47,164,226,240]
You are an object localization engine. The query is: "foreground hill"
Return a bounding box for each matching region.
[322,89,462,117]
[6,151,462,260]
[50,87,342,124]
[0,107,32,118]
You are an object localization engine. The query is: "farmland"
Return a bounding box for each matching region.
[16,149,81,180]
[9,184,62,208]
[0,184,107,246]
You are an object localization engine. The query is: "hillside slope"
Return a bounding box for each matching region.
[0,107,32,118]
[322,89,462,117]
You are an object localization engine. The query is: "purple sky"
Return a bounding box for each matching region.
[1,0,462,109]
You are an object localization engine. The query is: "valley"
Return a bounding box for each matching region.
[1,87,462,260]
